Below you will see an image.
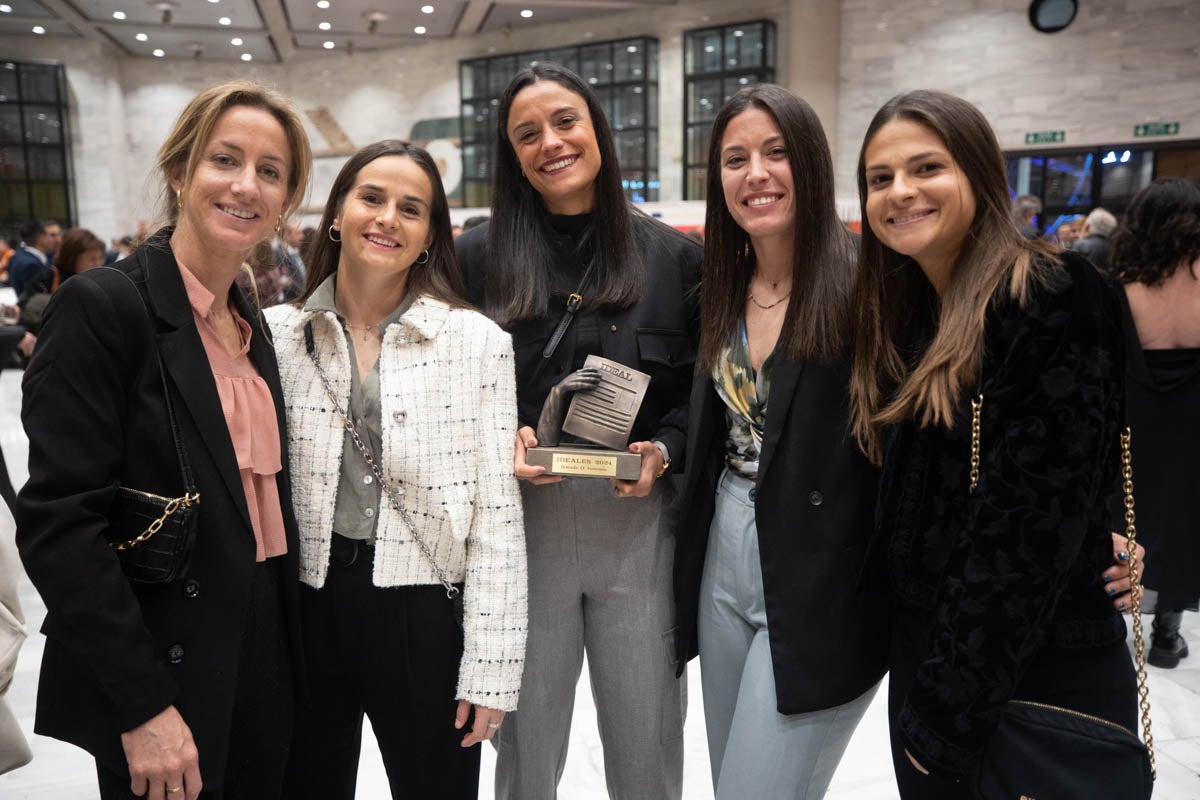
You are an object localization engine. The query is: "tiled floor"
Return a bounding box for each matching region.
[1,365,1198,799]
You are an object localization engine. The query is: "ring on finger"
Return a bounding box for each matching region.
[167,787,183,795]
[488,722,502,729]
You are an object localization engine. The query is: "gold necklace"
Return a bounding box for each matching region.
[343,320,382,343]
[748,291,791,310]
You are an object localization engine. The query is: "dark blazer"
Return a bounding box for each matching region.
[456,215,702,470]
[15,238,303,784]
[672,355,889,714]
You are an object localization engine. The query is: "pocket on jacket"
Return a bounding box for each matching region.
[636,328,694,369]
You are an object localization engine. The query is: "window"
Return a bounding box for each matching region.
[0,61,72,243]
[682,21,776,200]
[459,37,659,207]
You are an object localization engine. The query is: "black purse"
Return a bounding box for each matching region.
[968,397,1155,800]
[101,268,200,584]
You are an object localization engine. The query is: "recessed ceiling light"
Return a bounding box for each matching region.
[323,40,335,49]
[230,37,243,45]
[414,25,426,34]
[318,21,331,30]
[626,45,637,53]
[208,0,220,3]
[218,16,232,25]
[136,32,148,41]
[0,5,12,13]
[317,0,330,7]
[241,53,252,61]
[520,9,533,18]
[112,11,127,20]
[421,4,434,12]
[153,48,165,56]
[733,29,745,37]
[32,25,46,34]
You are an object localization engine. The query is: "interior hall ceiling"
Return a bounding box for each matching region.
[0,0,680,63]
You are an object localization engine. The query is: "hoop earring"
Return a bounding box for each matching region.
[274,215,283,234]
[328,225,341,243]
[176,189,182,211]
[415,249,430,265]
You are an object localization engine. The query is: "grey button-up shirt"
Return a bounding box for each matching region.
[304,276,412,541]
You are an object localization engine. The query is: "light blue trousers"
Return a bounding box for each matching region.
[698,469,878,800]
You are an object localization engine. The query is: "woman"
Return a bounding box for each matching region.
[455,63,701,799]
[17,226,105,333]
[671,84,887,799]
[1107,177,1200,669]
[850,89,1138,795]
[265,140,526,800]
[16,80,312,800]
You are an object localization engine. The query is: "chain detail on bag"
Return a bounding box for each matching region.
[1122,427,1155,780]
[305,342,460,599]
[106,489,201,551]
[969,398,1154,779]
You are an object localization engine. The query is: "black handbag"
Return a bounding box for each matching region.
[968,398,1155,800]
[100,268,200,584]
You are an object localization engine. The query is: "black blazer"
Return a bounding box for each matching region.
[15,239,303,783]
[672,355,889,714]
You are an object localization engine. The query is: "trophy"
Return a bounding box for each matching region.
[525,355,650,480]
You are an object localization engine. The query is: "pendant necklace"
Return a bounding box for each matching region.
[344,320,382,344]
[748,271,791,310]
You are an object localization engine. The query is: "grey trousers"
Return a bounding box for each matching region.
[494,477,685,800]
[698,469,878,800]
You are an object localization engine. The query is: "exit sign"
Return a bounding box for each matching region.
[1134,122,1180,137]
[1025,130,1065,145]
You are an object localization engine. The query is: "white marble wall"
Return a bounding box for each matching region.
[835,0,1200,202]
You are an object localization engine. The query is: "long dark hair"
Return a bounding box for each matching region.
[698,84,856,372]
[485,63,640,325]
[301,140,466,306]
[849,90,1055,464]
[1110,177,1200,287]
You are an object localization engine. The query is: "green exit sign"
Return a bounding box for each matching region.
[1025,130,1065,145]
[1134,122,1180,137]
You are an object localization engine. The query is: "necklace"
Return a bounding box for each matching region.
[748,291,791,310]
[343,320,382,343]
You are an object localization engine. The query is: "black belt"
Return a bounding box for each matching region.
[329,532,374,568]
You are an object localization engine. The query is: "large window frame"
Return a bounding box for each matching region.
[459,37,659,208]
[682,20,776,201]
[0,61,73,244]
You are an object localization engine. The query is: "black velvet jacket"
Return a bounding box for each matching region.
[880,252,1128,777]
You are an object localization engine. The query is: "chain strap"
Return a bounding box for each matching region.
[968,395,983,493]
[970,400,1155,777]
[305,342,459,599]
[107,490,201,551]
[1122,427,1155,779]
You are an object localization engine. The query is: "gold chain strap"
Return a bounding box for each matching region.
[107,491,201,551]
[1122,427,1156,779]
[968,395,983,493]
[969,404,1155,777]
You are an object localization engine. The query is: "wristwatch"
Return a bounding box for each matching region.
[652,440,671,479]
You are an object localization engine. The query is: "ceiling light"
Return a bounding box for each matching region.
[365,9,387,34]
[626,45,637,53]
[153,48,165,56]
[136,32,148,41]
[414,25,426,34]
[32,25,45,34]
[520,9,533,18]
[323,40,335,49]
[218,16,232,25]
[230,37,243,45]
[422,4,434,12]
[319,21,331,30]
[113,11,127,20]
[317,0,330,7]
[241,53,252,61]
[0,5,12,13]
[733,29,744,37]
[209,0,220,3]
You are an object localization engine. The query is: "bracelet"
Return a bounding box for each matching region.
[652,440,671,479]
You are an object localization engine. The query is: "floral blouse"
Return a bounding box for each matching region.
[712,319,774,479]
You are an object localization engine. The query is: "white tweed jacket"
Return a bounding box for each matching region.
[265,293,527,711]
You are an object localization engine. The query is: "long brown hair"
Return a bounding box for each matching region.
[849,90,1056,464]
[698,84,856,371]
[301,140,466,307]
[484,63,640,325]
[55,227,104,279]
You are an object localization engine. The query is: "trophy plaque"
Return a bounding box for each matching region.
[526,355,650,480]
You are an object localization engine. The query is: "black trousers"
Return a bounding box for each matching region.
[97,558,293,800]
[888,604,1138,799]
[282,534,479,800]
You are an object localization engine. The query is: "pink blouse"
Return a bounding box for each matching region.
[178,262,288,561]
